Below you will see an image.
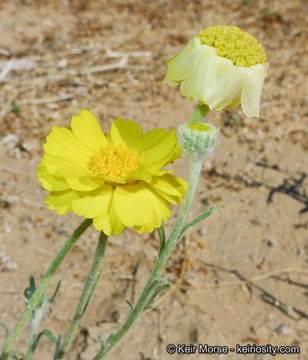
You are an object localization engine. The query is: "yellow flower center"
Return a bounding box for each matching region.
[88,143,139,178]
[197,25,267,67]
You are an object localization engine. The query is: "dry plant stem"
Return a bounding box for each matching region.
[56,232,108,360]
[94,152,203,359]
[0,219,93,360]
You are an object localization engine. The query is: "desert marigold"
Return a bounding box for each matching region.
[37,110,186,235]
[163,25,268,118]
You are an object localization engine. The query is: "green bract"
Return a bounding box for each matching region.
[178,123,219,157]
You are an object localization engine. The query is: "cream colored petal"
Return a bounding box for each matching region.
[215,55,234,77]
[163,37,200,83]
[206,66,247,111]
[241,63,267,118]
[180,43,218,101]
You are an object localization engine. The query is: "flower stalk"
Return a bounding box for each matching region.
[55,231,108,360]
[0,219,93,360]
[93,152,204,359]
[188,104,210,124]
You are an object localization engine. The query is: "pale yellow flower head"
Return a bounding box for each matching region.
[37,110,186,235]
[164,25,268,118]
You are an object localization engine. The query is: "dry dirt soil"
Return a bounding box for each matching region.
[0,1,307,359]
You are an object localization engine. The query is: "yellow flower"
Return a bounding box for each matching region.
[37,110,186,235]
[163,25,268,118]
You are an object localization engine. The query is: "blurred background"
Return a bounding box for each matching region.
[0,1,307,359]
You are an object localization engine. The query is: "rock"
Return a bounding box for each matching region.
[7,195,20,206]
[197,228,206,236]
[0,134,19,150]
[267,240,276,247]
[276,323,291,335]
[254,356,264,360]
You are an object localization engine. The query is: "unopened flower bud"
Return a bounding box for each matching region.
[178,123,219,157]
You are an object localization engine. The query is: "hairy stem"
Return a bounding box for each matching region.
[56,231,108,360]
[94,154,203,359]
[0,219,92,360]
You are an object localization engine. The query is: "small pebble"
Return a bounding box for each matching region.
[7,195,20,206]
[197,228,206,236]
[57,59,68,68]
[292,113,299,121]
[221,250,227,258]
[267,240,276,247]
[296,248,304,256]
[5,262,18,270]
[0,252,9,263]
[254,356,264,360]
[47,103,59,110]
[0,134,19,150]
[22,139,39,152]
[276,323,291,335]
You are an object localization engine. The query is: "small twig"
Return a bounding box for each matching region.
[0,48,10,57]
[108,238,156,256]
[20,94,75,105]
[106,47,151,58]
[0,289,18,294]
[203,268,308,288]
[0,62,13,82]
[200,262,308,320]
[0,59,36,70]
[85,57,127,74]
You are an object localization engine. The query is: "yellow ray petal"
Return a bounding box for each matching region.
[71,109,107,151]
[60,173,103,192]
[134,223,158,234]
[43,126,91,173]
[46,189,79,215]
[37,163,69,191]
[93,191,125,235]
[109,118,143,148]
[113,183,170,229]
[139,129,179,172]
[42,153,88,175]
[135,128,169,151]
[124,165,152,184]
[72,185,112,218]
[151,174,187,204]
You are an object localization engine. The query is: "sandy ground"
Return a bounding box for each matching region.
[0,1,307,359]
